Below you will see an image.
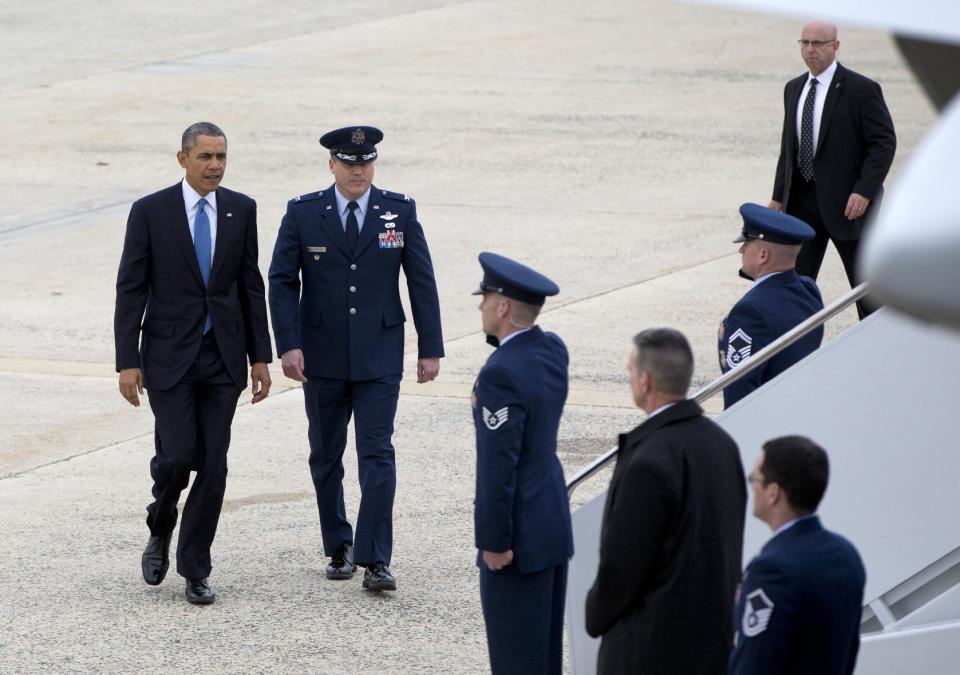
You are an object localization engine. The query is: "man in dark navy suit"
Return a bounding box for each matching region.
[115,122,273,604]
[719,204,824,409]
[586,328,746,674]
[730,435,866,674]
[471,252,573,675]
[269,126,443,591]
[769,20,896,319]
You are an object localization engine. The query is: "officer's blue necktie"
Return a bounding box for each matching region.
[194,197,213,334]
[799,78,818,182]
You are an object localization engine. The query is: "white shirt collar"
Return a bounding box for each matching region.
[752,270,788,287]
[647,400,679,419]
[772,513,817,537]
[334,185,371,220]
[182,178,217,213]
[808,58,838,88]
[499,326,533,347]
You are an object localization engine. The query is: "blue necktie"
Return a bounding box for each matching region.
[194,197,212,334]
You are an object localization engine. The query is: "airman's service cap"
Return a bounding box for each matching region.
[734,203,815,245]
[320,126,383,164]
[472,252,559,307]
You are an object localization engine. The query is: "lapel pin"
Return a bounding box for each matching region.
[326,205,333,210]
[226,212,232,217]
[373,205,380,210]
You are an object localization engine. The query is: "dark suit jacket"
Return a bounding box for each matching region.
[729,516,866,675]
[268,184,443,380]
[585,400,746,675]
[114,182,273,391]
[719,270,824,408]
[472,326,573,574]
[772,62,896,240]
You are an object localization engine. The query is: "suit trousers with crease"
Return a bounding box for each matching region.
[303,374,401,566]
[788,169,874,319]
[480,561,568,675]
[146,330,241,579]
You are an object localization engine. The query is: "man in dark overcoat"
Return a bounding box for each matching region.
[586,328,746,674]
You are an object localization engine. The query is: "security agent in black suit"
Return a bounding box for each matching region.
[769,20,896,319]
[731,436,866,674]
[269,126,444,592]
[115,122,273,604]
[586,328,746,675]
[472,253,573,675]
[719,204,824,409]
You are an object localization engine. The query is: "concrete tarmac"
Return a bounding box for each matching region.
[0,0,935,671]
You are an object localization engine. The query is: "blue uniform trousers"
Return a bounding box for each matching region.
[303,374,401,566]
[146,330,241,580]
[480,561,568,675]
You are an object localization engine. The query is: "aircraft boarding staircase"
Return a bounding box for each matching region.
[564,284,960,674]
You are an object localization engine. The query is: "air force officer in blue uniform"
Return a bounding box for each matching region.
[731,435,866,674]
[719,204,824,409]
[269,126,444,591]
[471,253,573,675]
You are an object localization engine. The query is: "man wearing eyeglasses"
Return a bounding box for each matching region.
[769,20,896,319]
[730,436,865,674]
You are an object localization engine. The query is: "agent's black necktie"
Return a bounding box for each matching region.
[346,201,360,252]
[799,78,818,182]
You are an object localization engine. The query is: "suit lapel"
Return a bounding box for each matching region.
[817,64,846,152]
[786,75,805,145]
[318,187,352,258]
[354,186,383,257]
[164,183,204,287]
[209,188,230,284]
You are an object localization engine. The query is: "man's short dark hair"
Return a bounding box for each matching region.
[632,328,694,397]
[761,435,829,514]
[182,122,226,152]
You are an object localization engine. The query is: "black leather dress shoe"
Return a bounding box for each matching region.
[362,562,397,591]
[141,532,172,586]
[326,541,357,580]
[185,578,216,605]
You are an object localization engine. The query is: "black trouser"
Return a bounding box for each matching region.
[146,330,241,579]
[788,171,875,319]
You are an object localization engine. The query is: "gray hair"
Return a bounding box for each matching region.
[632,327,694,398]
[181,122,227,152]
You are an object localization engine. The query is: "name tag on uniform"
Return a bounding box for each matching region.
[307,246,327,253]
[379,231,404,249]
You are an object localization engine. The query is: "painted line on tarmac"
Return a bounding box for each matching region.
[0,197,136,240]
[441,249,738,345]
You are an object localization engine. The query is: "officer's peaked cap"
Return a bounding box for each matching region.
[320,126,383,164]
[472,252,559,307]
[734,203,815,245]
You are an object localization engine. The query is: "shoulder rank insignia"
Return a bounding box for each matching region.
[293,191,322,204]
[741,588,775,637]
[726,328,753,369]
[381,189,410,202]
[482,406,509,431]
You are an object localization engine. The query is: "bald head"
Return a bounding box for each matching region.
[803,20,837,40]
[799,21,840,76]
